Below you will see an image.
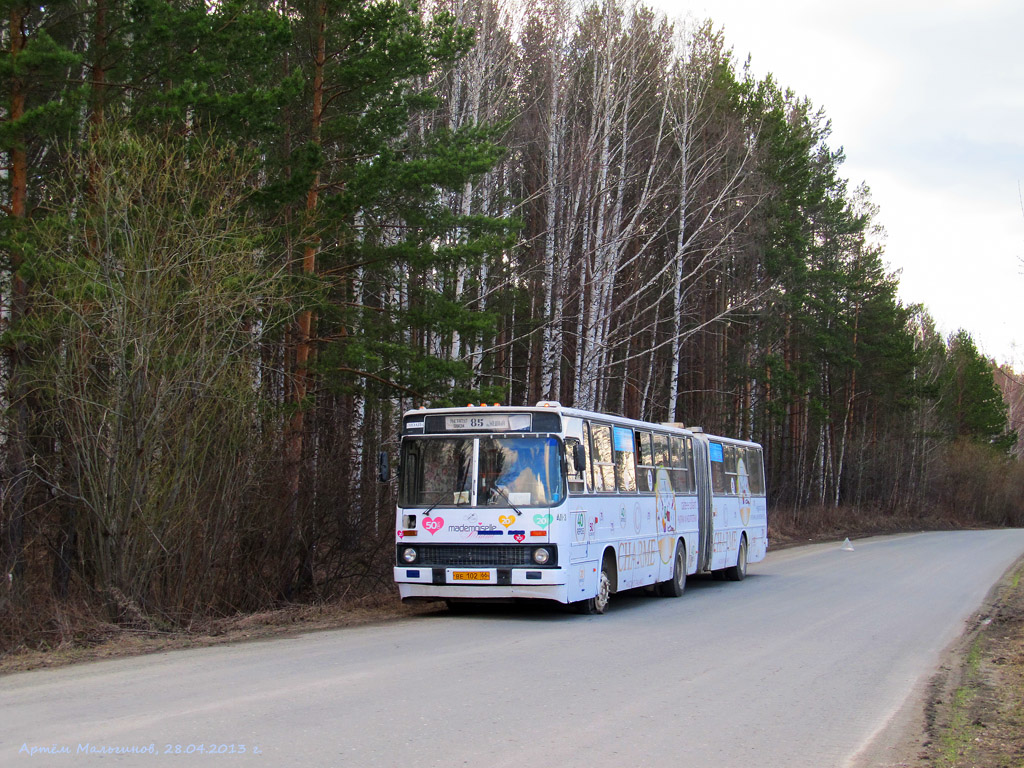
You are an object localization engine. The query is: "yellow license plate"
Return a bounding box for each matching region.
[451,571,490,581]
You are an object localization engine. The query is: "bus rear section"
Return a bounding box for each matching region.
[689,432,769,578]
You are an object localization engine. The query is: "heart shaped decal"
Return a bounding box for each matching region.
[397,530,404,539]
[533,514,553,528]
[514,533,526,543]
[499,514,516,528]
[422,517,444,534]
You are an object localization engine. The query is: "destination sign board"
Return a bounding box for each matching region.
[445,415,512,431]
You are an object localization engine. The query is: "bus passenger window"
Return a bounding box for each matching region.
[652,433,670,468]
[683,437,696,493]
[669,436,687,494]
[746,448,765,496]
[582,422,594,492]
[635,431,653,466]
[635,431,655,492]
[613,427,637,493]
[736,450,750,497]
[709,441,727,494]
[724,445,738,495]
[591,424,616,492]
[670,436,696,494]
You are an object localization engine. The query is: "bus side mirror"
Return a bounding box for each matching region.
[378,451,390,483]
[572,443,586,473]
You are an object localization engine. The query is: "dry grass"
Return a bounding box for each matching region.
[767,503,966,550]
[912,563,1024,768]
[0,591,441,675]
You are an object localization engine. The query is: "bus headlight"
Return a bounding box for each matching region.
[401,547,418,564]
[532,547,551,565]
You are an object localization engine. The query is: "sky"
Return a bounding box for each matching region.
[652,0,1024,369]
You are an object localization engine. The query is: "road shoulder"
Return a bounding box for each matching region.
[853,556,1024,768]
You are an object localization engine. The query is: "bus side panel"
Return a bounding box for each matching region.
[564,505,595,603]
[675,492,700,575]
[568,494,682,593]
[709,486,769,570]
[747,496,769,563]
[652,470,698,581]
[602,496,652,592]
[710,494,739,571]
[566,557,601,603]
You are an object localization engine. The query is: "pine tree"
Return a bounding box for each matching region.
[940,330,1016,452]
[1,0,81,598]
[253,0,513,594]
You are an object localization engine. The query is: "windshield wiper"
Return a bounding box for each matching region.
[491,484,525,517]
[420,488,472,515]
[420,491,449,517]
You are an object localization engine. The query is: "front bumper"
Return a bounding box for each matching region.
[394,565,568,603]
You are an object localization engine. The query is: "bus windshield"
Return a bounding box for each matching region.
[399,436,564,508]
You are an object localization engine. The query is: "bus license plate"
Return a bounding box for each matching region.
[451,571,491,581]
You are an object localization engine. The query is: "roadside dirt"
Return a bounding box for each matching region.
[886,560,1024,768]
[0,593,444,676]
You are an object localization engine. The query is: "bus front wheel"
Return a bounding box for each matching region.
[577,561,613,614]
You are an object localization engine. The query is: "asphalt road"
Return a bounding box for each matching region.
[5,530,1024,768]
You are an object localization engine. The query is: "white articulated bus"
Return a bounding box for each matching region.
[390,402,767,613]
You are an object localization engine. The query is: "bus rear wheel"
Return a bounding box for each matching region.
[726,536,748,582]
[657,541,686,597]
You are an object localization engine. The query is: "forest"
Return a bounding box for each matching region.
[2,0,1022,649]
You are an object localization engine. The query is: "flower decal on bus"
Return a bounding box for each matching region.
[738,458,752,525]
[654,469,677,534]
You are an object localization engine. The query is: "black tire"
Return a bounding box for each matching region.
[726,535,748,582]
[656,541,686,597]
[577,559,613,614]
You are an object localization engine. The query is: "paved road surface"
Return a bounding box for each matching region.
[5,530,1024,767]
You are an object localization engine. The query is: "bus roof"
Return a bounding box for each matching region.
[402,402,761,448]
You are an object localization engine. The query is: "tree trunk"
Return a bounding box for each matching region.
[2,4,31,601]
[283,0,326,595]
